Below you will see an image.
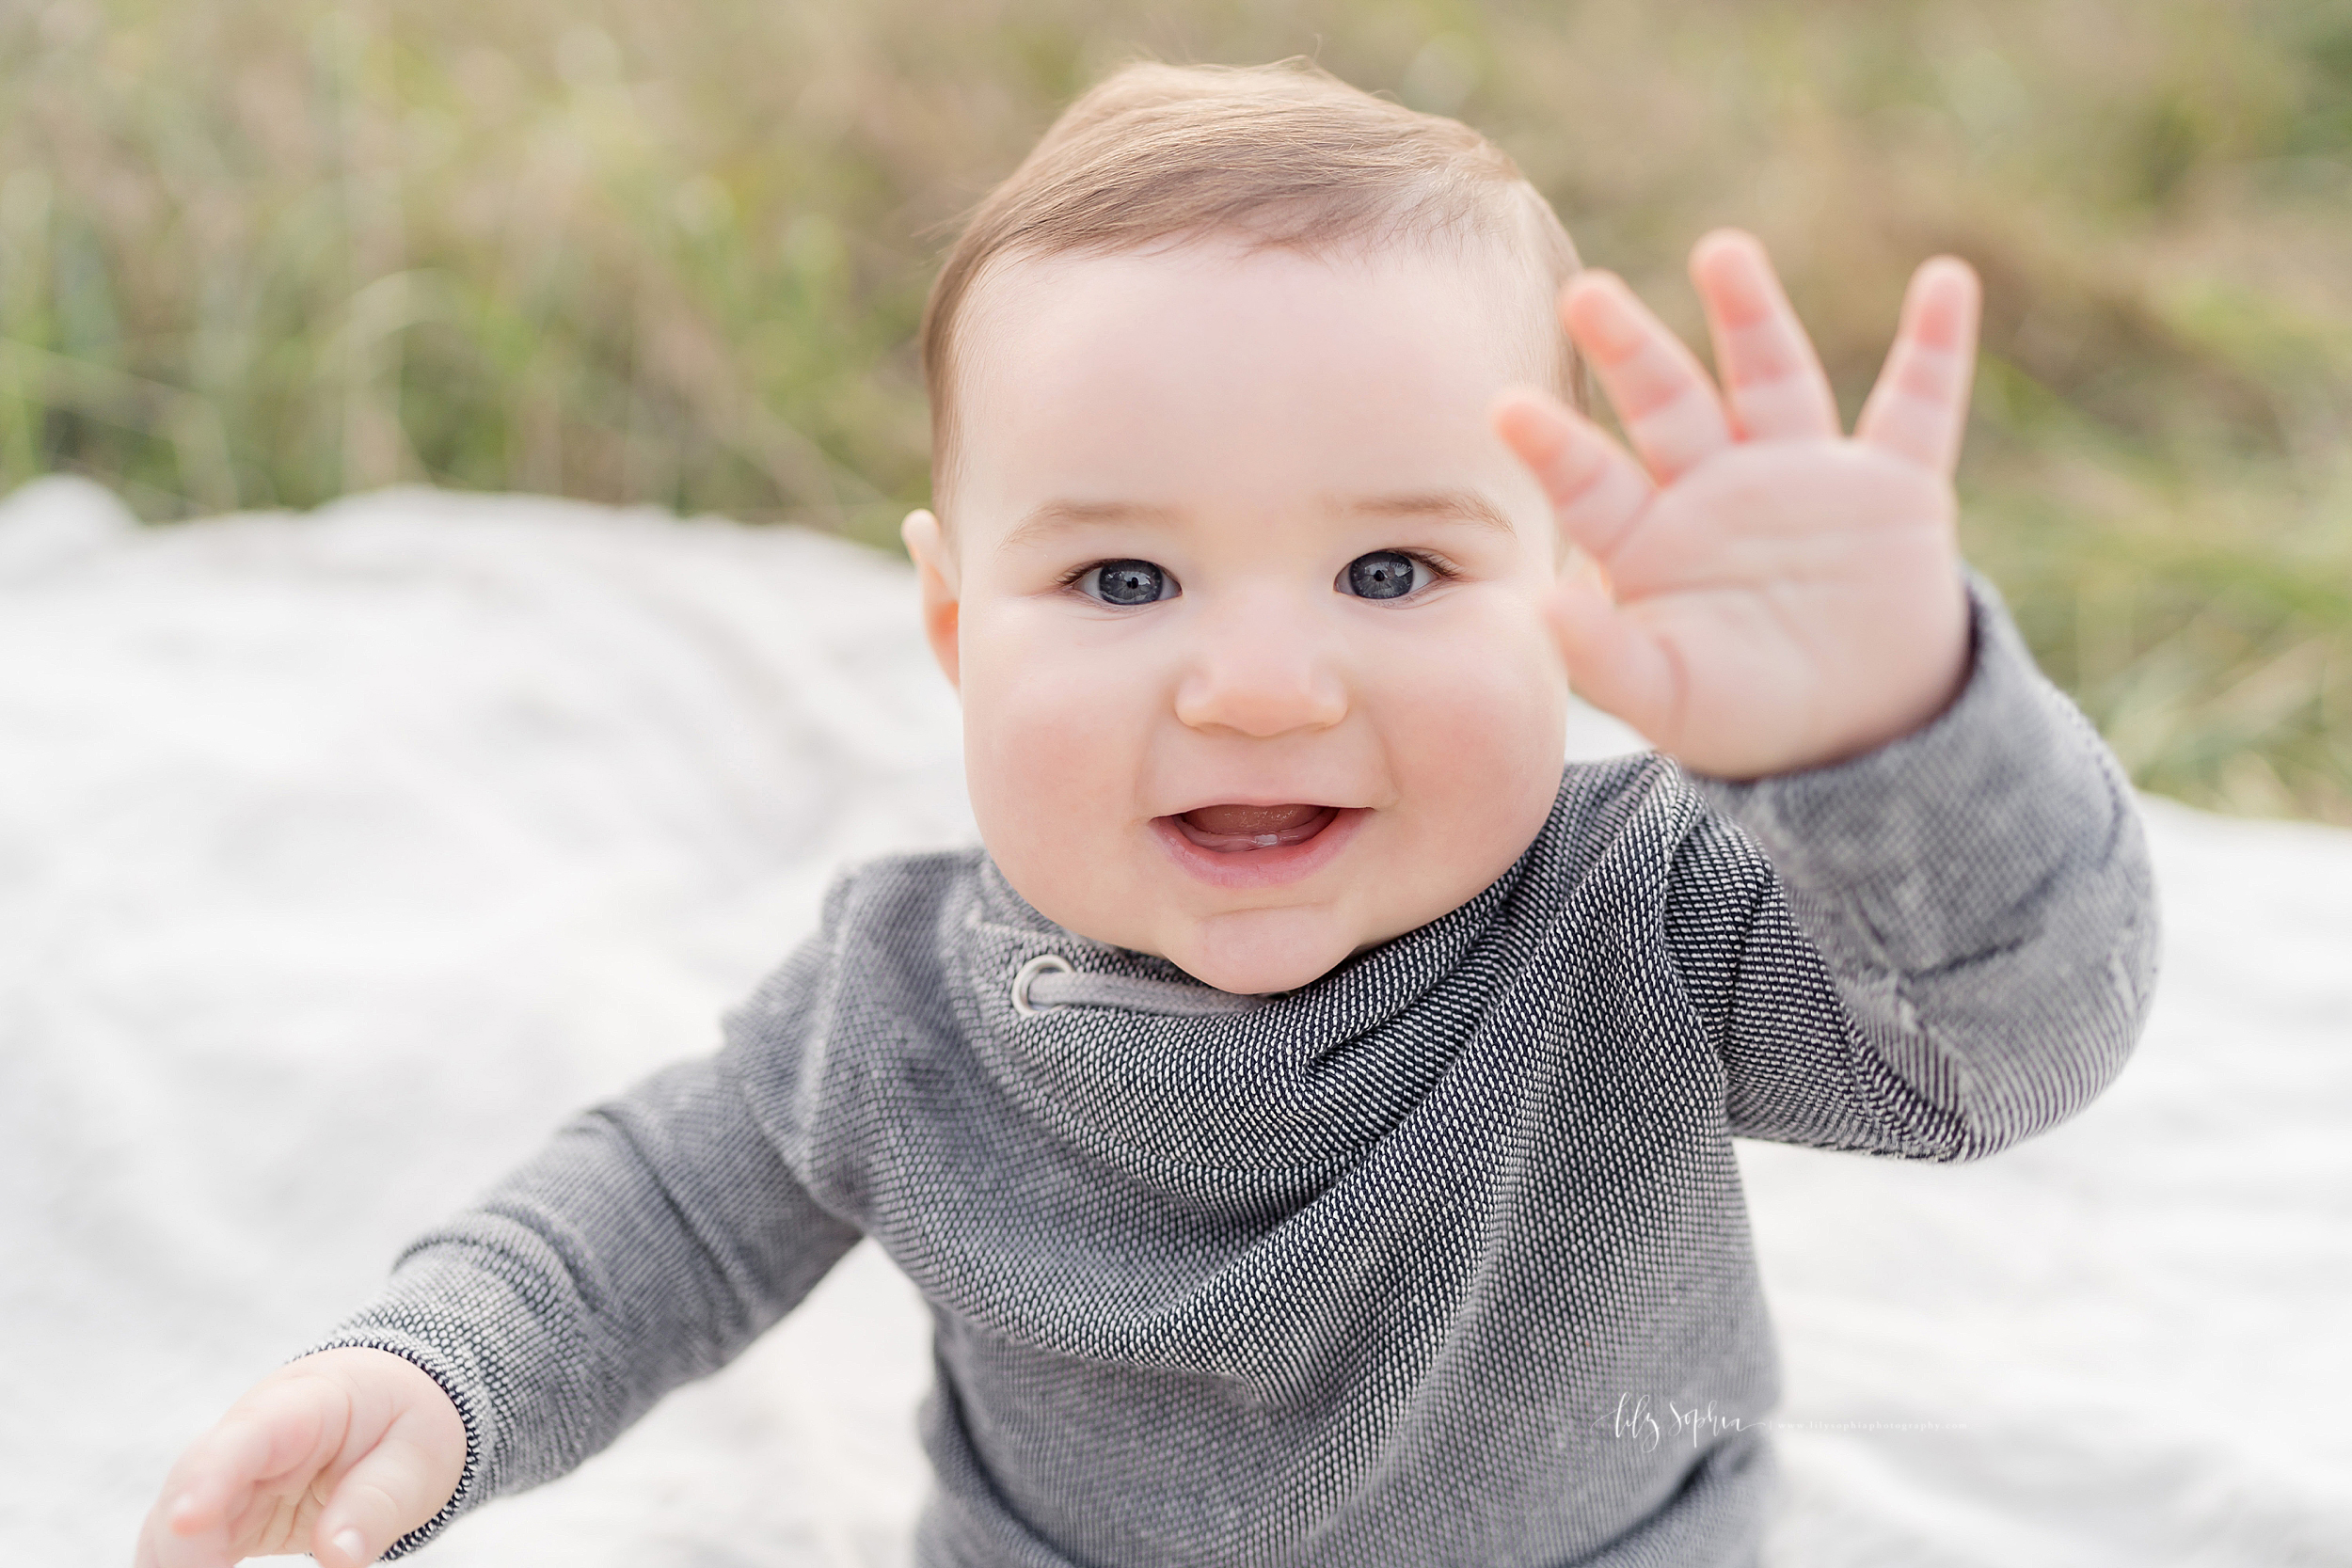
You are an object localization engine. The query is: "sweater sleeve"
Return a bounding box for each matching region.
[1663,571,2160,1162]
[300,933,864,1559]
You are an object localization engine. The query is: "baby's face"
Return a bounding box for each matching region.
[907,239,1569,995]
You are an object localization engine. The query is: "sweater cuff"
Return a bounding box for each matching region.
[1688,570,2134,976]
[296,1272,503,1559]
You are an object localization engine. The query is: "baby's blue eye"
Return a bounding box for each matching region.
[1342,551,1421,600]
[1087,560,1174,606]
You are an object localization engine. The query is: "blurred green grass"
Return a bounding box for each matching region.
[4,0,2349,818]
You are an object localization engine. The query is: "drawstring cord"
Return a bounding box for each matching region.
[1010,953,1268,1017]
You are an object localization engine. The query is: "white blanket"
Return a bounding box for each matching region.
[2,478,2344,1567]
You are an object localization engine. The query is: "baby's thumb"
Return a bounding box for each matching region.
[311,1413,463,1568]
[1545,567,1678,749]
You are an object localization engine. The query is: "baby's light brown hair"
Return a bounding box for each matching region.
[920,58,1584,508]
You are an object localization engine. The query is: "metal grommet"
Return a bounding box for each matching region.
[1010,953,1073,1016]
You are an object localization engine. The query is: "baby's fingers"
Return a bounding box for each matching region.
[144,1381,341,1567]
[1491,388,1654,562]
[1690,230,1841,442]
[1856,257,1982,478]
[1544,569,1685,750]
[307,1406,464,1568]
[1558,272,1735,483]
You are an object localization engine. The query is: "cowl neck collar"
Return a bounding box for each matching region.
[945,829,1537,1182]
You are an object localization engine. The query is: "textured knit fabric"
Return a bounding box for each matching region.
[313,579,2158,1566]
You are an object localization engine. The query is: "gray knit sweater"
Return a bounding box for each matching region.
[316,581,2157,1567]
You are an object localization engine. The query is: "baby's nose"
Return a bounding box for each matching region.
[1171,600,1348,737]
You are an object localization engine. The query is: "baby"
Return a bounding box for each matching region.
[137,60,2157,1568]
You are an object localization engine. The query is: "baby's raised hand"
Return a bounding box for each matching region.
[134,1348,464,1568]
[1495,231,1981,779]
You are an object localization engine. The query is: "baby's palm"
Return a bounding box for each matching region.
[1497,232,1982,779]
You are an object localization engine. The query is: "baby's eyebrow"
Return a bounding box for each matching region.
[1001,499,1182,552]
[998,491,1513,552]
[1341,490,1516,534]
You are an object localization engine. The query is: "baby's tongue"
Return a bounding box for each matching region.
[1183,802,1324,838]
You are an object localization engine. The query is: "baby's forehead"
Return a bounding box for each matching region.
[962,232,1558,370]
[939,235,1565,507]
[935,238,1565,566]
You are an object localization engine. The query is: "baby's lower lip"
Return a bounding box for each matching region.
[1150,805,1366,890]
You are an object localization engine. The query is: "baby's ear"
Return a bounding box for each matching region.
[900,509,961,691]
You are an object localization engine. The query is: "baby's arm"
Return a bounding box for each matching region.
[1662,575,2156,1158]
[135,938,863,1564]
[1495,232,2155,1153]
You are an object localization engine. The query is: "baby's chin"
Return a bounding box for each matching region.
[1155,904,1379,997]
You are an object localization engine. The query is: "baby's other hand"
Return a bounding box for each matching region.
[134,1347,465,1568]
[1495,231,1981,779]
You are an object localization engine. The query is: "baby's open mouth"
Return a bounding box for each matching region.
[1170,802,1340,853]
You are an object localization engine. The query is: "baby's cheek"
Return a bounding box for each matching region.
[1383,612,1565,792]
[1364,613,1566,913]
[970,692,1109,828]
[960,647,1156,933]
